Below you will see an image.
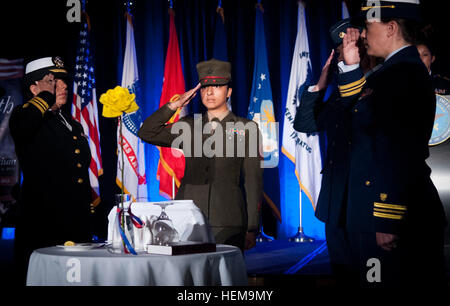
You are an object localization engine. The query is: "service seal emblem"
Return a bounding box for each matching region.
[429,95,450,146]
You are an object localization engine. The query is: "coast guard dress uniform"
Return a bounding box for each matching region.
[138,59,263,250]
[334,0,446,286]
[294,18,382,284]
[9,57,93,281]
[297,2,447,286]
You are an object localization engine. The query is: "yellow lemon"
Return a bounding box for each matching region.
[64,241,75,246]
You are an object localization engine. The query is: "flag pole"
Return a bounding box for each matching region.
[170,0,175,202]
[289,186,314,243]
[253,0,273,243]
[172,177,175,200]
[284,0,314,244]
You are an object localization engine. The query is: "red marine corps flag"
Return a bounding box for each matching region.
[157,5,186,199]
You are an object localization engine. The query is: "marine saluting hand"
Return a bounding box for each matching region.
[168,83,201,111]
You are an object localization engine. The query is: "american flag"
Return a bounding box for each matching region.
[71,21,103,208]
[0,58,24,80]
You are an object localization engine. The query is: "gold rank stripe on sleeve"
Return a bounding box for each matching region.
[28,97,49,115]
[339,77,366,97]
[339,77,366,90]
[373,207,406,215]
[33,96,49,110]
[373,202,407,221]
[28,100,46,115]
[374,211,404,220]
[374,202,407,211]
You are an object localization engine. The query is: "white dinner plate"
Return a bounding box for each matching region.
[56,243,105,251]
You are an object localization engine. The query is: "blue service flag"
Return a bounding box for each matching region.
[212,1,228,61]
[248,9,279,169]
[248,7,281,238]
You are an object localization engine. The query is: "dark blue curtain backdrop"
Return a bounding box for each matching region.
[113,0,343,240]
[72,0,346,240]
[0,0,352,240]
[1,0,448,240]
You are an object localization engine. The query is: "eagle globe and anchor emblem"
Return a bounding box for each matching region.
[429,95,450,146]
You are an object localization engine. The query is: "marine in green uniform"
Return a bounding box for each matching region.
[9,57,93,283]
[138,59,263,251]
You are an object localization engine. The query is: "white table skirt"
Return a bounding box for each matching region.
[26,245,248,286]
[107,200,215,250]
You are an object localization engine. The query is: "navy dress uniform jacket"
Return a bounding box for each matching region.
[138,104,263,238]
[9,91,93,260]
[295,46,446,235]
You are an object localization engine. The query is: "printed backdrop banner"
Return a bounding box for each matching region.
[0,58,24,227]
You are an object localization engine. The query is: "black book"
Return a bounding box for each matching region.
[146,241,216,255]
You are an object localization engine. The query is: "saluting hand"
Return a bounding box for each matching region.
[313,49,335,92]
[168,83,201,110]
[342,28,361,66]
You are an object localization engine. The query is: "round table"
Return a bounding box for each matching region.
[26,244,248,286]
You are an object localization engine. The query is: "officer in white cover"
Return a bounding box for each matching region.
[9,57,93,283]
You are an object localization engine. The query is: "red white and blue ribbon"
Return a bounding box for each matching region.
[127,204,145,229]
[116,203,145,255]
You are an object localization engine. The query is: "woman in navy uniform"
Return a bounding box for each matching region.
[138,59,263,252]
[294,18,383,286]
[9,57,93,283]
[326,0,447,287]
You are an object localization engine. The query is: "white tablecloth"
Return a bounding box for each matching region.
[26,245,248,286]
[107,200,215,250]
